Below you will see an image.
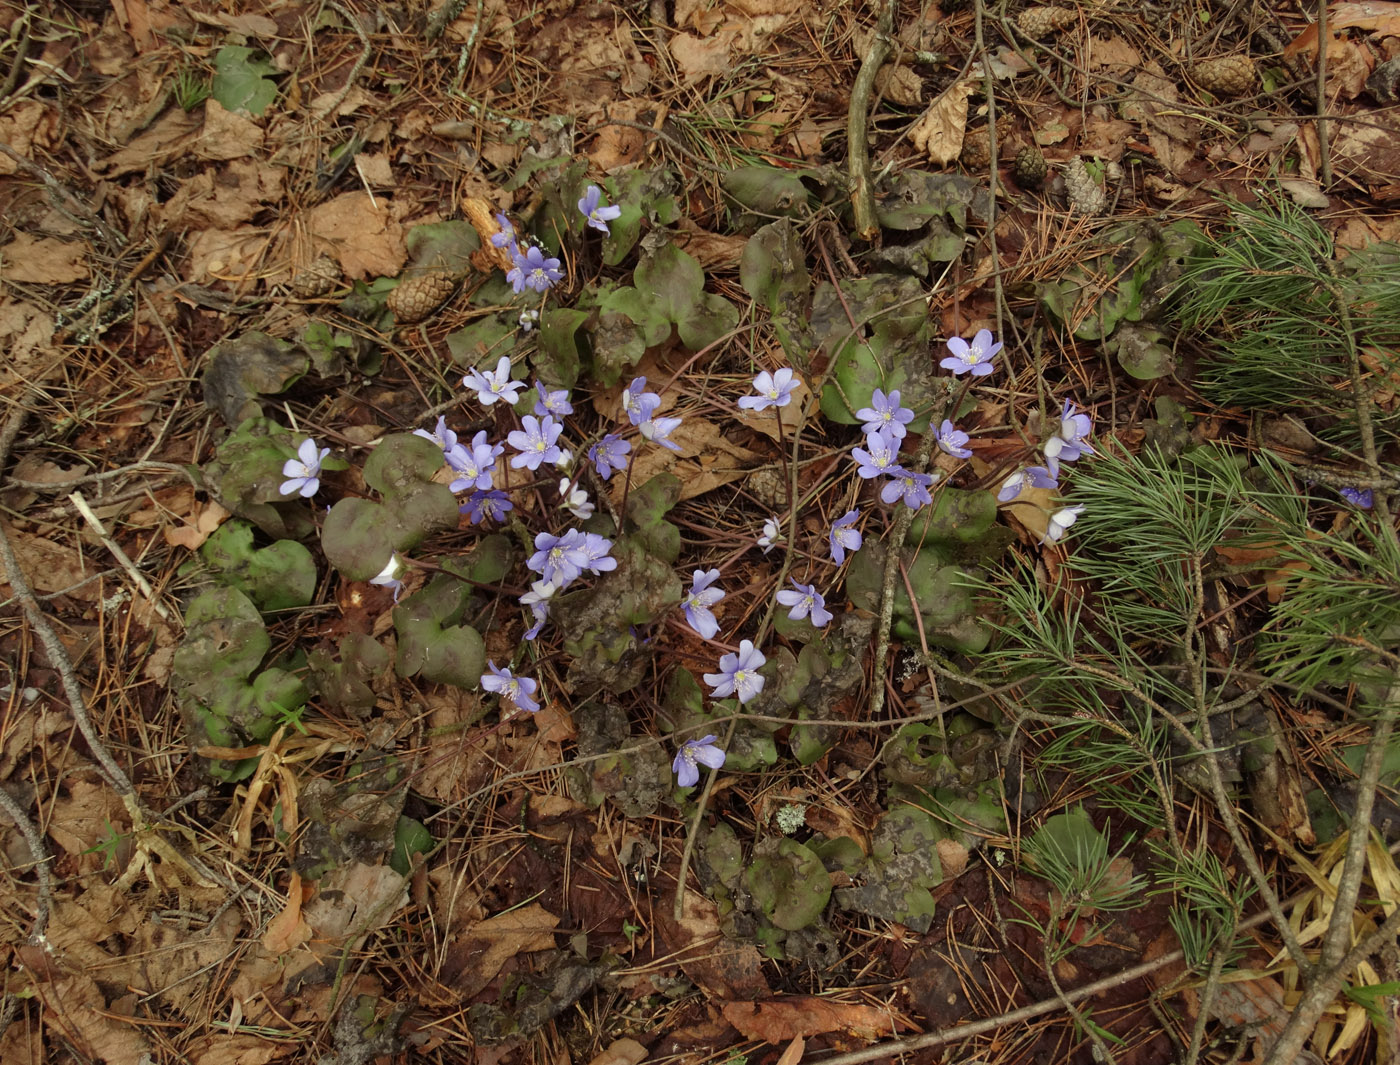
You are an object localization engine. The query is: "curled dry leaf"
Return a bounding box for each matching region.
[910,81,973,167]
[722,998,906,1044]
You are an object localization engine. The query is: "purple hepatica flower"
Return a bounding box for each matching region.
[578,184,622,235]
[1043,399,1097,476]
[508,414,564,470]
[463,355,526,406]
[588,434,631,480]
[673,735,726,788]
[281,437,331,498]
[881,469,936,509]
[534,382,574,417]
[758,516,783,553]
[737,367,798,412]
[621,376,661,426]
[575,530,617,574]
[681,568,726,640]
[490,212,517,249]
[855,388,915,441]
[414,416,460,456]
[462,488,513,525]
[507,245,564,295]
[776,579,833,627]
[852,428,901,478]
[941,328,1003,376]
[481,661,541,713]
[640,414,683,451]
[1340,486,1374,509]
[520,579,555,640]
[829,510,863,564]
[997,466,1058,503]
[936,419,973,459]
[369,554,406,601]
[529,530,590,587]
[448,430,503,493]
[1043,505,1085,545]
[704,640,767,704]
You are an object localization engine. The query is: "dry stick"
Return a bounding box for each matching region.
[848,0,897,240]
[68,491,173,623]
[1315,0,1332,187]
[973,0,1006,344]
[0,405,54,945]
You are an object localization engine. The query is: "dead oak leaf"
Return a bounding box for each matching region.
[33,974,152,1065]
[722,998,906,1044]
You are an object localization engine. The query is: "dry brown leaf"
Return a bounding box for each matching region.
[587,1040,648,1065]
[0,522,100,599]
[622,417,764,503]
[0,699,71,779]
[658,889,770,999]
[728,0,801,13]
[1124,63,1199,179]
[910,80,973,167]
[775,1036,805,1065]
[452,902,560,998]
[1087,35,1141,73]
[183,1033,284,1065]
[0,233,89,283]
[192,99,265,161]
[186,225,270,284]
[262,872,311,954]
[354,151,395,186]
[1213,540,1310,602]
[1287,1,1400,58]
[302,862,409,947]
[722,998,902,1043]
[164,499,231,551]
[130,908,244,1016]
[96,107,201,176]
[160,160,285,230]
[34,974,153,1065]
[671,30,737,83]
[306,192,409,280]
[0,103,60,175]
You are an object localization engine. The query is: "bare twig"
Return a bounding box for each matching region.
[1315,0,1331,186]
[847,0,897,240]
[68,491,173,623]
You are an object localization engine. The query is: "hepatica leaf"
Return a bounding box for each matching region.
[211,45,279,116]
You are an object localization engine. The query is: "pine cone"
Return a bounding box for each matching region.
[291,254,341,299]
[1195,55,1255,96]
[1014,145,1048,189]
[1016,5,1077,38]
[1063,157,1106,215]
[387,271,458,324]
[960,116,1013,169]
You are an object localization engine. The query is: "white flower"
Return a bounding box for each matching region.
[559,477,594,520]
[1043,505,1085,545]
[757,516,783,553]
[369,554,406,600]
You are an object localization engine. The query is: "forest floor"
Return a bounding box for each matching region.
[2,1,1400,1064]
